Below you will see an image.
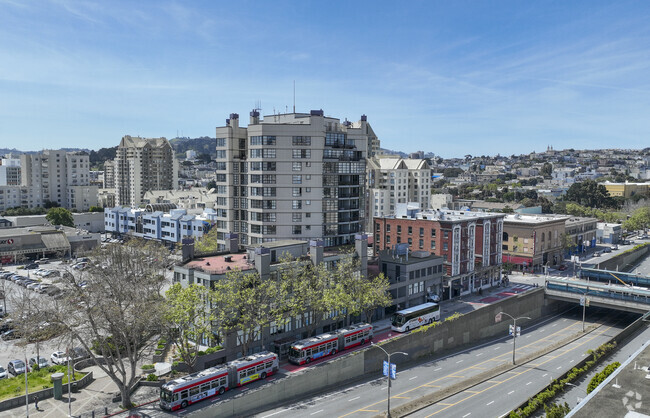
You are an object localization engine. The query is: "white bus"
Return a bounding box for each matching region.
[160,351,279,411]
[391,302,440,332]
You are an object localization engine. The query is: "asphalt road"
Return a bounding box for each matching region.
[252,309,636,418]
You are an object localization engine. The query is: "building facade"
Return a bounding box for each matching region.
[213,110,377,250]
[373,207,504,299]
[114,136,179,207]
[367,157,431,218]
[18,150,98,211]
[502,214,569,272]
[172,236,369,361]
[564,216,598,254]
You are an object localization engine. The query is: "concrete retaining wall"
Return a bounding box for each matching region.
[598,243,650,272]
[190,288,567,417]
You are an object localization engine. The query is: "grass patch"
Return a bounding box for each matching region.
[0,365,85,401]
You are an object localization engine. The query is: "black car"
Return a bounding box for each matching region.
[25,263,39,270]
[603,248,612,253]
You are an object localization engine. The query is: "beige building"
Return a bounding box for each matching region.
[114,136,179,207]
[367,157,431,218]
[213,110,377,250]
[18,150,97,211]
[601,182,650,199]
[502,214,570,272]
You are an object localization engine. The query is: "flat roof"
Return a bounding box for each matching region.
[184,253,253,275]
[504,214,570,224]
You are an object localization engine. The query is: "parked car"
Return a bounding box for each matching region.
[25,263,39,270]
[73,262,88,270]
[72,346,89,360]
[28,357,49,369]
[36,284,50,294]
[0,366,7,379]
[51,351,70,365]
[593,251,601,257]
[7,359,27,375]
[603,247,612,253]
[37,258,50,264]
[1,329,19,340]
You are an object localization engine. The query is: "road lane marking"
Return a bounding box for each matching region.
[348,397,360,402]
[409,376,418,380]
[394,396,410,399]
[526,382,532,385]
[552,324,557,327]
[487,401,494,406]
[456,360,464,364]
[341,316,588,418]
[556,366,562,370]
[542,373,548,377]
[476,353,484,357]
[463,413,471,417]
[311,410,323,415]
[261,411,287,418]
[508,391,515,395]
[424,384,441,388]
[494,347,501,350]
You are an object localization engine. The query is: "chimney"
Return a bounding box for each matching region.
[225,233,239,253]
[355,234,368,278]
[254,247,271,280]
[309,240,324,266]
[250,109,260,125]
[229,113,239,129]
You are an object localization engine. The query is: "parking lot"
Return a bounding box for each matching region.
[0,260,80,378]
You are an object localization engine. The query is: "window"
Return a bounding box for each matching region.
[293,213,302,222]
[292,149,311,159]
[293,162,302,171]
[292,200,302,209]
[216,138,226,147]
[408,226,412,235]
[419,239,424,249]
[292,136,311,146]
[386,224,391,233]
[444,231,449,238]
[431,241,436,249]
[443,242,448,251]
[250,136,276,145]
[420,227,424,237]
[397,225,401,234]
[293,175,302,184]
[293,225,302,234]
[292,187,302,197]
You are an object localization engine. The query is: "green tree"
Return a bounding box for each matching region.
[561,233,577,255]
[46,207,74,227]
[565,180,615,208]
[211,268,288,357]
[164,283,216,372]
[623,207,650,232]
[442,167,464,178]
[194,227,220,253]
[543,402,571,418]
[206,180,217,190]
[541,162,553,178]
[89,206,104,213]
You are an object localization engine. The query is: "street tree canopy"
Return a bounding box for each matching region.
[46,207,74,227]
[16,239,170,408]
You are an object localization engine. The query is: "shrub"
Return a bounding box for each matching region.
[141,364,155,370]
[587,362,620,393]
[197,350,206,356]
[205,347,216,354]
[147,373,158,381]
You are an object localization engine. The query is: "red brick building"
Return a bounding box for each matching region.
[373,209,505,299]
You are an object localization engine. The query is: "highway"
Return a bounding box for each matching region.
[254,309,637,418]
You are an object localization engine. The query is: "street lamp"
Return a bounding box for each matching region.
[565,382,589,405]
[496,311,530,365]
[372,343,408,418]
[578,290,592,332]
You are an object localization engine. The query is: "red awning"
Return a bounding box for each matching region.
[502,255,533,265]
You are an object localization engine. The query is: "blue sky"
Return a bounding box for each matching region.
[1,0,650,157]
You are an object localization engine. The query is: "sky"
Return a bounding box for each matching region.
[1,0,650,158]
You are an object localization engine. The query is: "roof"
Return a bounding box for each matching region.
[504,214,570,225]
[183,253,253,275]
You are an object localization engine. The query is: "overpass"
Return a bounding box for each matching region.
[545,276,650,314]
[580,267,650,287]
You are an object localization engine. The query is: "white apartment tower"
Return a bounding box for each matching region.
[214,110,377,249]
[114,136,179,207]
[19,150,97,211]
[367,157,431,217]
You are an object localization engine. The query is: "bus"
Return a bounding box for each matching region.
[391,302,440,332]
[159,351,278,411]
[288,323,373,365]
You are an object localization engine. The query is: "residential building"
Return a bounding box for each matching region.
[172,235,370,361]
[103,160,116,188]
[213,110,377,250]
[104,206,216,245]
[374,248,444,312]
[19,150,98,210]
[114,136,179,207]
[373,206,504,299]
[502,214,569,272]
[367,157,431,218]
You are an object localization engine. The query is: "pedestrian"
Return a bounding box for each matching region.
[34,395,39,410]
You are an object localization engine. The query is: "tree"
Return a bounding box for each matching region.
[89,206,104,213]
[565,180,615,208]
[193,227,219,253]
[164,284,216,372]
[206,180,217,190]
[442,167,464,178]
[19,239,170,408]
[623,207,650,232]
[211,268,288,357]
[561,233,577,255]
[46,207,74,227]
[541,162,553,178]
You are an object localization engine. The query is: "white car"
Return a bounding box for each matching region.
[50,351,71,365]
[0,366,7,379]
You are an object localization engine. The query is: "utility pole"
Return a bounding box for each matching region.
[372,343,408,418]
[496,312,531,365]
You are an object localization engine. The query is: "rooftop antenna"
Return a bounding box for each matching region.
[293,80,296,113]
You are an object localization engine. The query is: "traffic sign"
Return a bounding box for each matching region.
[390,363,397,380]
[495,313,502,323]
[383,360,389,377]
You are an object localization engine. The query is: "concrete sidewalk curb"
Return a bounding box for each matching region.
[379,323,601,418]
